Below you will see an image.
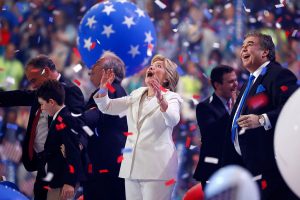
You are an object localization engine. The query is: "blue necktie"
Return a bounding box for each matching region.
[231,74,255,143]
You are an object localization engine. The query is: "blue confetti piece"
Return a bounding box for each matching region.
[121,148,132,154]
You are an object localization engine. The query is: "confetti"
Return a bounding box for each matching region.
[69,165,75,174]
[88,164,93,174]
[159,85,167,92]
[189,124,197,132]
[247,93,269,110]
[117,155,124,163]
[204,157,219,164]
[41,69,45,75]
[71,113,82,117]
[55,123,66,131]
[123,132,133,136]
[73,47,81,59]
[261,179,267,190]
[280,85,288,92]
[243,3,251,13]
[43,186,51,191]
[82,126,94,136]
[43,172,54,182]
[99,169,109,173]
[185,136,191,148]
[178,55,184,64]
[154,0,167,9]
[192,94,200,100]
[292,30,298,37]
[90,42,96,49]
[73,64,83,73]
[165,178,176,186]
[147,43,153,57]
[121,148,133,154]
[48,17,54,23]
[275,3,284,8]
[106,83,116,93]
[73,79,81,86]
[212,42,220,48]
[57,116,63,123]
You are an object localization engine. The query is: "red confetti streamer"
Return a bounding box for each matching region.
[99,169,109,173]
[69,164,75,174]
[185,136,191,148]
[73,47,81,59]
[123,132,133,136]
[73,79,81,86]
[90,42,96,50]
[192,94,200,99]
[88,164,93,174]
[247,93,269,110]
[30,68,40,73]
[55,123,66,131]
[165,178,176,186]
[117,155,124,163]
[106,83,116,93]
[261,179,267,190]
[159,85,167,92]
[178,55,184,64]
[280,85,288,92]
[189,124,197,132]
[43,186,51,191]
[57,116,63,123]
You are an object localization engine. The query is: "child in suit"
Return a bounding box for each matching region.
[37,80,82,200]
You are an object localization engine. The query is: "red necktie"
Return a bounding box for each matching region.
[28,108,41,160]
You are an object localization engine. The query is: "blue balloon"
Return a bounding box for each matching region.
[0,184,29,200]
[78,0,157,76]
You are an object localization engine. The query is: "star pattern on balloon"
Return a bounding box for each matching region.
[78,1,157,76]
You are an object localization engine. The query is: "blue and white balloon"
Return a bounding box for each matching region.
[77,0,157,76]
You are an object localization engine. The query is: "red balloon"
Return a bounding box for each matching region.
[183,183,204,200]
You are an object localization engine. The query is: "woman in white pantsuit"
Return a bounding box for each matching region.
[94,55,182,200]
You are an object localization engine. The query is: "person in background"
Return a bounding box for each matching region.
[94,54,182,200]
[223,32,298,200]
[82,51,127,200]
[0,55,84,200]
[194,65,238,189]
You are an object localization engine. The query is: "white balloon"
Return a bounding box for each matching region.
[274,88,300,198]
[205,165,260,200]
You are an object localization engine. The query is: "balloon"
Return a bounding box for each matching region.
[77,0,157,76]
[205,165,260,200]
[274,88,300,198]
[183,183,204,200]
[0,184,29,200]
[0,181,19,191]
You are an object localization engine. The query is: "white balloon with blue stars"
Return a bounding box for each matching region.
[77,0,157,76]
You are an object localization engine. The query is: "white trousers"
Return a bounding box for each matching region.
[125,179,175,200]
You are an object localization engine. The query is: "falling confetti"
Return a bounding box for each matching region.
[261,179,267,190]
[73,64,83,73]
[154,0,167,9]
[106,83,116,93]
[117,155,124,163]
[73,47,81,59]
[57,116,63,123]
[123,132,133,136]
[185,136,191,148]
[82,126,94,136]
[280,85,288,92]
[165,178,176,186]
[73,79,81,86]
[121,148,133,154]
[43,186,51,191]
[88,164,93,174]
[56,123,66,131]
[69,164,75,174]
[247,93,269,110]
[99,169,109,173]
[159,86,167,92]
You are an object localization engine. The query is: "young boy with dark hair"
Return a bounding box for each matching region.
[37,80,82,200]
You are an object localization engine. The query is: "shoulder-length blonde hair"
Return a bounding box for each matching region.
[151,55,179,92]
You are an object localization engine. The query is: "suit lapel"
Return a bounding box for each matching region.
[137,96,160,127]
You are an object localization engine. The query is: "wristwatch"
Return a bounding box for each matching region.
[258,115,266,126]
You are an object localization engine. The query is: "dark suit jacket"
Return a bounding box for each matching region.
[193,93,230,185]
[45,107,82,188]
[84,81,127,178]
[222,62,298,199]
[0,75,84,172]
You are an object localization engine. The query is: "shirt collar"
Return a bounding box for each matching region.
[252,61,270,78]
[52,105,65,121]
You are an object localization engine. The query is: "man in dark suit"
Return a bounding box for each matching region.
[223,32,299,200]
[0,55,84,200]
[82,51,127,200]
[193,65,238,189]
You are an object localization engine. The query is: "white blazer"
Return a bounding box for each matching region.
[94,87,182,180]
